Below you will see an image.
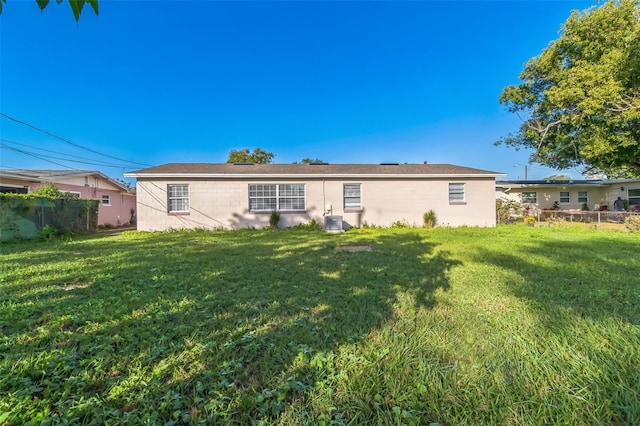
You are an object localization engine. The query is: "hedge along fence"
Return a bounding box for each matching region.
[0,194,99,242]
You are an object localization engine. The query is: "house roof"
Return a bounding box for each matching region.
[125,163,504,179]
[0,169,134,193]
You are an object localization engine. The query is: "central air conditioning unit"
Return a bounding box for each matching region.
[324,215,343,232]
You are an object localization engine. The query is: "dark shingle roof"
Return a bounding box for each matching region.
[125,163,503,178]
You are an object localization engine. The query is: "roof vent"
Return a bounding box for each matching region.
[232,162,255,165]
[380,162,399,165]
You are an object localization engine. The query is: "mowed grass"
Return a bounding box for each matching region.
[1,226,639,425]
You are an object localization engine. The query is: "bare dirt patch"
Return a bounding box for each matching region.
[337,245,373,252]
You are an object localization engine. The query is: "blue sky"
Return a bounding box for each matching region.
[1,0,596,183]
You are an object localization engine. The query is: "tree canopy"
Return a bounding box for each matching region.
[297,158,325,164]
[498,0,640,178]
[0,0,99,21]
[226,148,275,164]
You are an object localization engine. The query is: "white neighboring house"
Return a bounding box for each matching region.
[496,179,640,211]
[124,162,504,231]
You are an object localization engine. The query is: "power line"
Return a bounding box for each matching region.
[0,143,135,170]
[0,138,135,168]
[0,144,78,170]
[0,112,152,168]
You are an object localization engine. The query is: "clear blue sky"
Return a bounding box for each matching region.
[1,0,596,183]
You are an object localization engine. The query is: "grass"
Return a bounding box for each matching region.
[1,225,639,425]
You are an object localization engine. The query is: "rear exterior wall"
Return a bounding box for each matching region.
[135,177,496,231]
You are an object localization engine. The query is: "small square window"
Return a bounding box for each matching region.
[560,191,570,203]
[578,191,588,203]
[449,183,465,203]
[101,195,111,205]
[522,192,537,204]
[344,184,362,209]
[168,184,189,213]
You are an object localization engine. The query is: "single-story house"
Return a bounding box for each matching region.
[124,162,504,231]
[496,179,640,211]
[0,169,137,226]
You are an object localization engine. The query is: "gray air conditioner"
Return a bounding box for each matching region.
[325,215,343,232]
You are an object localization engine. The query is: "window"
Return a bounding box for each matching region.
[101,195,111,205]
[521,191,537,204]
[559,191,570,203]
[59,190,81,198]
[344,184,362,209]
[249,184,305,211]
[449,183,465,203]
[629,188,640,206]
[578,191,588,203]
[168,184,189,213]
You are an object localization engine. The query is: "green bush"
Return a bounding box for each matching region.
[581,203,590,211]
[423,210,437,228]
[269,211,281,230]
[292,219,322,231]
[624,215,640,233]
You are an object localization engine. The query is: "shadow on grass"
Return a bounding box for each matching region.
[0,229,458,423]
[466,231,640,425]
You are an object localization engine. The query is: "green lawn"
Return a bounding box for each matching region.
[1,226,639,425]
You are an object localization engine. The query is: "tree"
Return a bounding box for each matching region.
[497,0,640,178]
[31,183,60,197]
[543,174,572,181]
[0,0,99,22]
[296,158,325,164]
[226,148,275,164]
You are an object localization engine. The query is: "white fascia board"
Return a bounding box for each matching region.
[124,173,505,179]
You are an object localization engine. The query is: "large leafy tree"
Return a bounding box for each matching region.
[0,0,99,21]
[226,148,275,164]
[498,0,640,178]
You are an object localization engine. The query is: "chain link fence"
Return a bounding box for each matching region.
[1,195,99,241]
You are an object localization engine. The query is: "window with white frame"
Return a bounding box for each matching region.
[101,195,111,205]
[59,190,81,198]
[343,184,362,209]
[521,191,537,204]
[448,183,465,203]
[559,191,570,203]
[168,184,189,213]
[629,188,640,206]
[249,184,305,211]
[578,191,588,203]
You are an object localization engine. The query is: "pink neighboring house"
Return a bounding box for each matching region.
[0,169,136,226]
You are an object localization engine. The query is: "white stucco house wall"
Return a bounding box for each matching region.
[124,163,504,231]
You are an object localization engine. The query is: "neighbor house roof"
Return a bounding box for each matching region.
[125,163,504,179]
[0,169,134,193]
[496,179,610,188]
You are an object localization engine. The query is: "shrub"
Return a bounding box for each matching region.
[31,183,60,198]
[496,198,522,224]
[40,224,58,240]
[269,211,280,230]
[390,220,410,228]
[523,215,536,226]
[581,203,590,211]
[625,215,640,233]
[423,210,437,228]
[292,219,322,231]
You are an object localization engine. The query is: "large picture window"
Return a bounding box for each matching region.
[521,191,537,204]
[168,184,189,213]
[249,184,305,211]
[344,184,362,209]
[449,183,465,203]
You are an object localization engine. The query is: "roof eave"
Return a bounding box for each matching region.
[124,172,505,179]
